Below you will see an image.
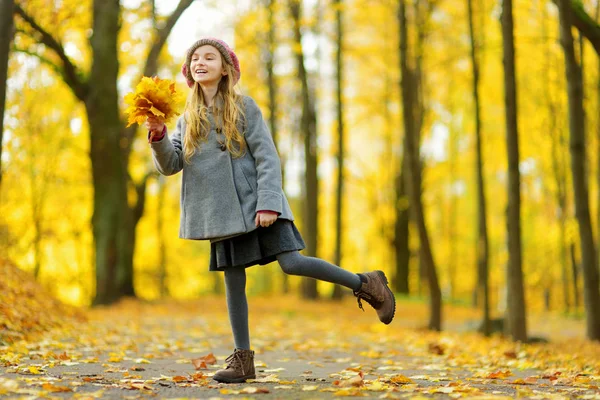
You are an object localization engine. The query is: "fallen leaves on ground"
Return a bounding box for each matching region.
[0,259,86,345]
[1,286,599,398]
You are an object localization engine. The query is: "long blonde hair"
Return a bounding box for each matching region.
[183,62,245,163]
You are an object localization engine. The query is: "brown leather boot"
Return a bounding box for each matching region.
[354,271,396,325]
[212,349,256,383]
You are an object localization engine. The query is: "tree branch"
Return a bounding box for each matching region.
[131,171,159,224]
[142,0,195,78]
[151,0,157,30]
[553,0,600,55]
[14,4,89,101]
[12,45,64,77]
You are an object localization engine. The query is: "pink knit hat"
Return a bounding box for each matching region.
[181,38,241,88]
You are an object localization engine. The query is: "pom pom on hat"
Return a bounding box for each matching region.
[182,38,241,88]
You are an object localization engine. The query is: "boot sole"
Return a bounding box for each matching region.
[213,374,256,384]
[376,270,396,325]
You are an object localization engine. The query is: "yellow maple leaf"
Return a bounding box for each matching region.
[27,366,42,374]
[123,76,183,127]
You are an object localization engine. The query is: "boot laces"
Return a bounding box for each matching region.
[225,351,246,375]
[354,291,377,312]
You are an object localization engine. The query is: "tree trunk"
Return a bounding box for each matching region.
[85,2,156,303]
[559,207,570,311]
[263,0,287,294]
[544,0,571,313]
[559,0,600,55]
[448,120,457,300]
[386,8,409,295]
[121,172,153,296]
[32,219,42,279]
[331,0,345,301]
[500,0,527,342]
[87,0,130,305]
[157,175,168,298]
[595,0,600,310]
[0,0,14,194]
[398,0,442,331]
[571,242,580,309]
[558,0,600,340]
[394,155,410,294]
[544,288,551,311]
[551,125,570,313]
[30,170,45,280]
[290,0,319,299]
[87,1,167,302]
[468,0,490,336]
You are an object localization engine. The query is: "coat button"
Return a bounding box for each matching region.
[220,144,226,151]
[216,128,221,133]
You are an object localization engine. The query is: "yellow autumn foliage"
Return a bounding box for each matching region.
[124,76,183,127]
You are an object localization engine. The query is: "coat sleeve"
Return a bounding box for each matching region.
[150,116,184,176]
[243,96,283,215]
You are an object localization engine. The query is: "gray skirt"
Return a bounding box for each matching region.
[209,219,306,271]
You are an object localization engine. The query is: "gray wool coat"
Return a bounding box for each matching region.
[150,95,295,241]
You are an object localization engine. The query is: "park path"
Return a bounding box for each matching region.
[1,295,599,399]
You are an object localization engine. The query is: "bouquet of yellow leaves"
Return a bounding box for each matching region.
[124,76,183,127]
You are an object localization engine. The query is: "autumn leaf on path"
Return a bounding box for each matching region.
[242,386,270,394]
[390,374,414,384]
[82,376,103,383]
[333,387,368,396]
[27,366,43,375]
[41,383,73,393]
[249,374,280,383]
[503,350,518,358]
[334,372,364,387]
[192,352,217,370]
[190,372,206,381]
[428,342,445,355]
[542,371,562,381]
[302,385,319,391]
[127,382,154,391]
[483,370,513,379]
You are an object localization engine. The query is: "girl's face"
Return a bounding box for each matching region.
[190,45,228,85]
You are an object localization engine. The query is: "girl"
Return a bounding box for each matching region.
[146,38,396,384]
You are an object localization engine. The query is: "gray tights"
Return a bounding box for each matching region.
[223,250,363,350]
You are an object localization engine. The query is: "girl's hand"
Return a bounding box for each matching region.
[146,116,165,143]
[255,211,277,228]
